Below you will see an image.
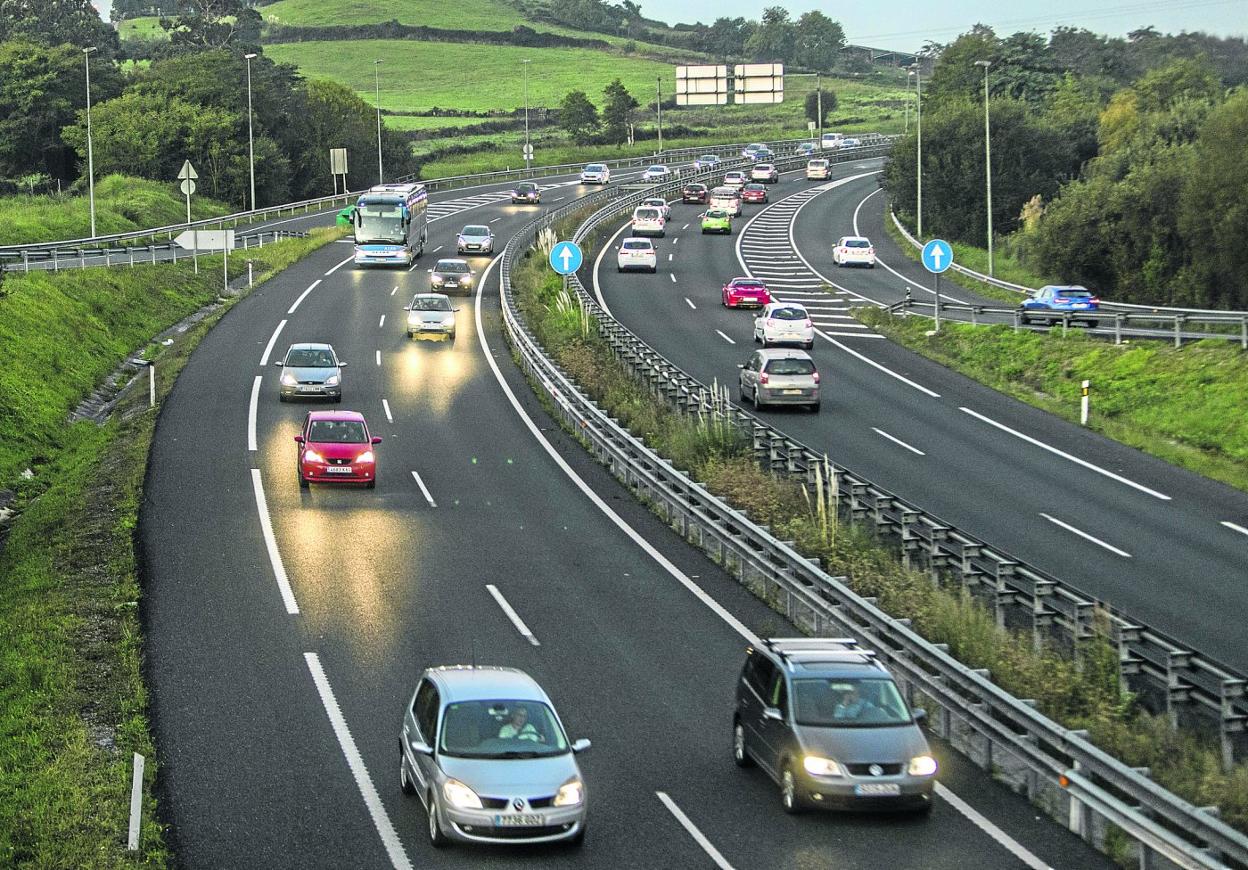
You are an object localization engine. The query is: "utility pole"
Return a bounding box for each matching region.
[84,47,98,238]
[975,59,994,277]
[522,59,531,171]
[245,53,257,211]
[816,72,823,142]
[656,77,663,153]
[373,59,384,184]
[910,62,923,239]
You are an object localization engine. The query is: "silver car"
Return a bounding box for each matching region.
[404,293,458,340]
[275,342,344,402]
[428,258,475,296]
[400,666,590,847]
[456,225,494,256]
[738,348,820,412]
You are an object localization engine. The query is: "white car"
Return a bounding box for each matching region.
[641,196,671,219]
[580,163,610,184]
[631,205,666,237]
[820,132,844,149]
[723,171,747,189]
[617,237,657,273]
[742,143,767,158]
[832,236,875,267]
[693,154,721,171]
[754,302,814,349]
[841,137,862,148]
[806,159,831,180]
[750,163,779,184]
[641,165,672,183]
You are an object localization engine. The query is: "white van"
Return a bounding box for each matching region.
[709,186,742,217]
[820,132,844,149]
[806,159,831,180]
[631,205,666,237]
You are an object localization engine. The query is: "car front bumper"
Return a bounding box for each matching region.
[281,384,341,400]
[438,801,587,844]
[799,773,934,810]
[457,244,492,254]
[300,462,374,483]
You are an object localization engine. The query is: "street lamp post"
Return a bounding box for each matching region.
[244,52,257,211]
[816,71,822,143]
[83,46,97,238]
[975,59,994,277]
[373,59,384,184]
[905,68,913,133]
[522,59,531,171]
[656,77,662,154]
[910,62,923,239]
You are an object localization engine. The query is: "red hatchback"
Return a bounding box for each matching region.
[722,277,772,309]
[295,410,382,489]
[741,183,769,204]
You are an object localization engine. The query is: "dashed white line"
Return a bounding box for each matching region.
[304,653,412,870]
[250,469,299,614]
[378,314,386,328]
[259,318,288,366]
[656,792,735,870]
[489,217,501,223]
[959,407,1171,501]
[681,223,690,230]
[324,254,353,276]
[685,298,697,310]
[672,237,678,245]
[668,253,674,261]
[248,376,262,451]
[872,427,926,456]
[390,285,398,296]
[934,784,1053,870]
[1040,513,1132,558]
[486,584,540,646]
[715,329,736,345]
[287,279,321,314]
[670,273,677,283]
[382,398,393,423]
[433,245,443,252]
[1221,520,1248,538]
[375,350,381,366]
[410,470,437,507]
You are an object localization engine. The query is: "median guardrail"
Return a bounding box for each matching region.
[495,157,1248,869]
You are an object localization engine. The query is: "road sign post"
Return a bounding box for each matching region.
[178,160,200,274]
[548,241,583,276]
[330,148,348,195]
[921,239,953,332]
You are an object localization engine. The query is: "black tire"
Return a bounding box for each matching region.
[427,796,448,847]
[650,266,657,274]
[804,340,814,350]
[752,387,763,410]
[810,402,821,413]
[1019,312,1030,325]
[299,473,309,490]
[334,395,342,404]
[733,721,754,768]
[400,747,416,795]
[702,228,708,234]
[617,266,623,273]
[780,762,805,814]
[913,798,934,816]
[366,479,376,490]
[279,394,287,403]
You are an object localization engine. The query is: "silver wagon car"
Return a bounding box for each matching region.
[738,348,820,412]
[400,666,591,847]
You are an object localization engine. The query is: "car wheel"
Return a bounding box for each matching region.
[617,266,623,273]
[427,797,448,848]
[366,479,376,490]
[733,721,754,768]
[334,395,342,404]
[400,747,416,796]
[299,472,309,490]
[781,762,805,814]
[650,266,657,274]
[752,386,763,410]
[810,402,821,413]
[279,394,287,403]
[913,797,934,816]
[804,340,814,350]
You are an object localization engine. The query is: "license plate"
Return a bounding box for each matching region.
[1071,303,1088,308]
[325,467,352,474]
[783,389,802,395]
[494,814,543,827]
[297,386,319,392]
[855,783,901,797]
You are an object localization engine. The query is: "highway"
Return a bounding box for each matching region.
[590,162,1248,674]
[140,171,1109,867]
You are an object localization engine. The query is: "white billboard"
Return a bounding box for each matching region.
[733,63,784,104]
[676,64,728,105]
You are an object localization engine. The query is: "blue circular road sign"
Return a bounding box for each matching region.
[549,241,584,275]
[921,239,953,274]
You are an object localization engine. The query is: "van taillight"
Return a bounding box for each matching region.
[759,373,769,385]
[812,372,820,383]
[804,319,813,328]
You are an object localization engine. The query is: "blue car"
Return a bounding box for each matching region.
[1020,285,1100,326]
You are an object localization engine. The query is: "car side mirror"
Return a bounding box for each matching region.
[403,305,411,311]
[293,436,305,444]
[572,738,591,754]
[912,708,928,725]
[408,739,432,756]
[762,706,784,722]
[371,436,382,444]
[274,361,284,366]
[453,307,461,312]
[338,361,347,367]
[427,269,433,273]
[737,363,746,369]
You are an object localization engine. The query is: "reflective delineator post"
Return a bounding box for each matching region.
[1080,380,1089,426]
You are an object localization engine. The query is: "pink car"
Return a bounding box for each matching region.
[722,277,772,309]
[295,410,381,489]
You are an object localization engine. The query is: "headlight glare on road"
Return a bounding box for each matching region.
[554,779,584,807]
[802,755,843,777]
[908,755,938,776]
[442,779,483,809]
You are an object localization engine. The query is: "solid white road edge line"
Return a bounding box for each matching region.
[248,376,262,452]
[287,279,321,314]
[1040,512,1132,558]
[410,470,437,508]
[872,427,926,456]
[959,407,1171,501]
[715,330,736,345]
[853,187,970,304]
[818,330,941,396]
[259,318,288,366]
[934,783,1054,870]
[1221,520,1248,538]
[592,218,635,316]
[382,398,393,423]
[655,792,736,870]
[249,469,299,614]
[324,254,353,276]
[486,584,541,646]
[303,653,413,870]
[475,257,758,646]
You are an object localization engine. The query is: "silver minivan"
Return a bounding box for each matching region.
[738,348,820,412]
[400,666,590,847]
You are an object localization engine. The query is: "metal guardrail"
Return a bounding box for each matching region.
[2,230,308,272]
[495,164,1248,869]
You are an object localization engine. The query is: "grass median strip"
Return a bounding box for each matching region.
[0,227,344,865]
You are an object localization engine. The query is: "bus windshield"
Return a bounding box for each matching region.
[356,204,407,244]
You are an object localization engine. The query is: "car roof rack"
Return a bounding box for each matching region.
[760,637,879,669]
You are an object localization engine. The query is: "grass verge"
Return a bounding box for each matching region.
[0,227,345,866]
[508,212,1248,837]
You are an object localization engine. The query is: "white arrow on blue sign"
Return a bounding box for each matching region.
[549,241,583,275]
[921,239,953,274]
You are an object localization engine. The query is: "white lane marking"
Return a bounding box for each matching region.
[390,285,398,296]
[852,188,969,304]
[656,792,736,870]
[324,254,353,276]
[685,298,696,310]
[715,330,736,345]
[681,223,690,230]
[287,279,321,314]
[668,253,674,262]
[259,318,288,366]
[551,196,565,202]
[378,315,386,328]
[375,350,381,366]
[1221,520,1248,537]
[959,407,1171,501]
[819,331,887,339]
[486,584,540,646]
[476,259,758,646]
[410,470,437,508]
[934,784,1053,870]
[433,245,443,252]
[872,427,926,456]
[248,376,262,452]
[672,237,678,245]
[407,261,419,272]
[1040,512,1132,558]
[592,218,634,316]
[250,469,299,614]
[490,217,501,223]
[819,331,941,396]
[303,653,412,870]
[670,273,677,283]
[382,398,393,423]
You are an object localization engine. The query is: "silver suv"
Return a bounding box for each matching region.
[733,638,937,813]
[738,348,820,412]
[400,666,590,847]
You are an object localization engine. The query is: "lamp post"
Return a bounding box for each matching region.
[909,62,923,239]
[816,71,823,143]
[373,59,384,184]
[522,59,531,171]
[905,68,913,133]
[656,77,663,154]
[975,59,994,277]
[244,52,257,211]
[83,46,97,238]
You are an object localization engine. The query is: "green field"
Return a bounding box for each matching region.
[383,114,520,131]
[262,0,527,31]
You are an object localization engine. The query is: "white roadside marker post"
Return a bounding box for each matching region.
[1080,379,1090,426]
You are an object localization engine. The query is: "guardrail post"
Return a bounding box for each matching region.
[149,245,156,265]
[971,306,981,326]
[79,248,85,268]
[22,250,28,272]
[993,562,1018,629]
[1241,317,1247,351]
[1173,315,1184,348]
[1012,308,1021,331]
[1115,312,1125,345]
[1032,579,1055,651]
[1166,650,1193,730]
[1115,623,1143,684]
[1219,679,1245,771]
[53,249,59,271]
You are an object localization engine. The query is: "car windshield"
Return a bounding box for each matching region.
[765,357,816,375]
[756,164,774,171]
[644,199,666,207]
[726,173,743,179]
[744,184,765,191]
[354,204,406,243]
[700,155,716,162]
[712,188,736,197]
[410,296,451,312]
[770,307,807,321]
[307,420,368,443]
[436,261,469,274]
[585,164,605,172]
[439,700,570,758]
[286,349,335,368]
[648,166,666,173]
[515,184,536,193]
[461,226,489,237]
[622,240,652,250]
[793,678,911,727]
[810,160,828,167]
[845,239,871,248]
[686,184,706,191]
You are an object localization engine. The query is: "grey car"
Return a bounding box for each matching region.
[404,293,458,340]
[738,348,820,412]
[428,258,475,296]
[733,638,937,813]
[275,342,344,402]
[456,225,494,256]
[400,666,591,847]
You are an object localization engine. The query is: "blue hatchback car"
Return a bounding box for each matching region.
[1020,285,1100,326]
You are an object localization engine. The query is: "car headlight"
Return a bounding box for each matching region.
[456,236,466,245]
[280,371,297,385]
[408,311,421,323]
[802,755,843,777]
[325,375,340,386]
[554,779,584,807]
[442,779,483,809]
[908,755,938,777]
[356,450,375,464]
[444,315,455,326]
[431,275,444,285]
[303,449,325,464]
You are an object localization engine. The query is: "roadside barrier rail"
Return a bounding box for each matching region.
[495,163,1248,869]
[0,230,309,272]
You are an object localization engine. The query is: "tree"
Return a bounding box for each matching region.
[296,78,415,197]
[696,17,753,57]
[744,6,794,63]
[558,90,599,144]
[803,89,837,125]
[793,11,844,71]
[160,0,262,50]
[601,78,638,145]
[0,0,119,55]
[923,26,999,110]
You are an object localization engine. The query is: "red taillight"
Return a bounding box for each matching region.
[812,372,821,383]
[1090,297,1101,304]
[759,373,769,385]
[767,318,776,326]
[805,319,813,328]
